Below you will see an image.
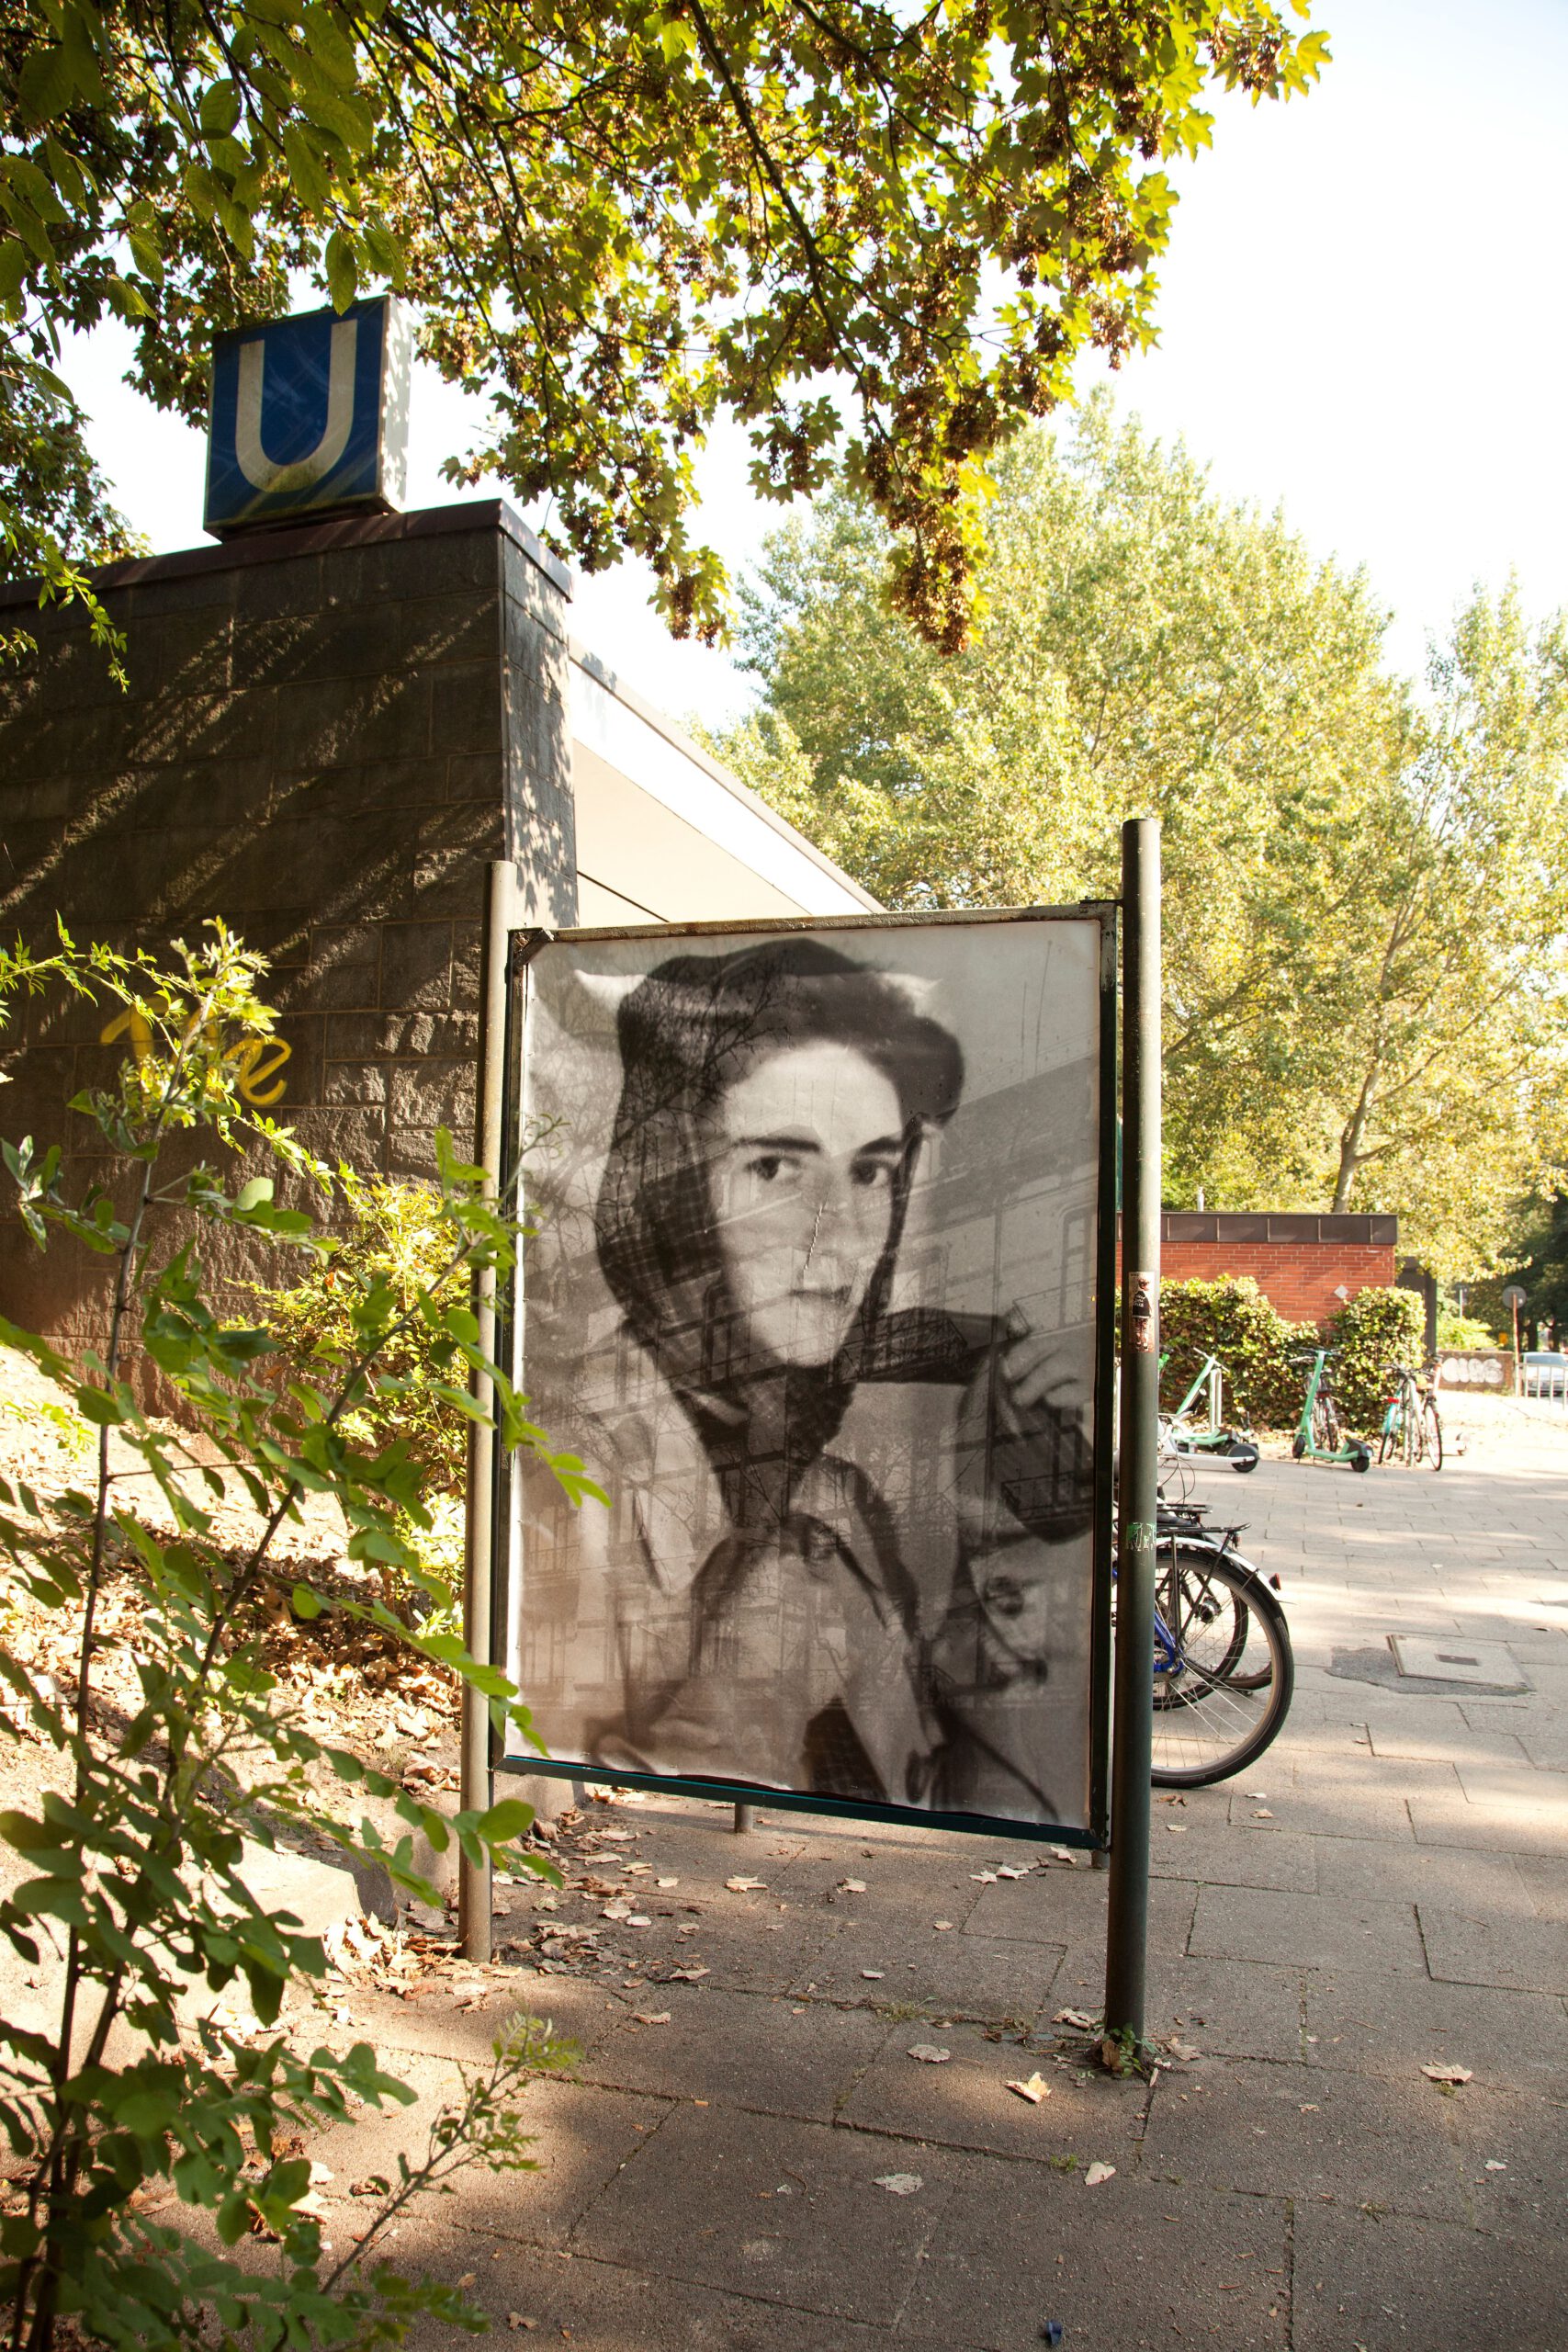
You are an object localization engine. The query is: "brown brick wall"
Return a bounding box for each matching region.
[1160,1238,1397,1326]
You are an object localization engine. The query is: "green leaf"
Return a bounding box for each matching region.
[324,227,357,310]
[199,79,243,137]
[477,1797,535,1845]
[280,121,332,211]
[17,44,75,122]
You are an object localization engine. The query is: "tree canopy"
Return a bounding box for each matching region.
[712,401,1568,1271]
[1,0,1326,653]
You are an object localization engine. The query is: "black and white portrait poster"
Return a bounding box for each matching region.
[501,912,1109,1836]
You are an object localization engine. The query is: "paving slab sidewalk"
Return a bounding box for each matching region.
[312,1400,1568,2352]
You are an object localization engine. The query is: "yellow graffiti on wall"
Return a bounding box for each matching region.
[97,1010,292,1107]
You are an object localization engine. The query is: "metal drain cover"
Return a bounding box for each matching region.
[1390,1635,1527,1688]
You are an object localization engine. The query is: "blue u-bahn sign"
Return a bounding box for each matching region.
[204,296,412,536]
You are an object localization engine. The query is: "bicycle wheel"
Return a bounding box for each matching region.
[1400,1385,1417,1467]
[1311,1394,1344,1453]
[1377,1408,1400,1466]
[1171,1543,1273,1690]
[1149,1544,1294,1787]
[1419,1397,1443,1470]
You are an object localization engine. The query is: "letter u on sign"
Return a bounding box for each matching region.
[204,296,410,535]
[234,319,357,492]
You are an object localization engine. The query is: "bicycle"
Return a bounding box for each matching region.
[1127,1502,1295,1786]
[1377,1362,1443,1470]
[1161,1351,1260,1474]
[1289,1347,1371,1473]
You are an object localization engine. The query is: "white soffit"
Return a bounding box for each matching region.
[570,650,876,918]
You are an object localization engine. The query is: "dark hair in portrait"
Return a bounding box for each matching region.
[594,936,964,1405]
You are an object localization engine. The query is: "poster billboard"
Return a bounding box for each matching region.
[497,909,1114,1842]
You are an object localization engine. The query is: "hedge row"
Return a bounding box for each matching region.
[1156,1277,1426,1434]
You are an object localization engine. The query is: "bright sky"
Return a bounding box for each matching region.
[60,0,1568,732]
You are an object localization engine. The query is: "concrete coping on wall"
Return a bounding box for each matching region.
[0,495,572,612]
[1159,1210,1398,1248]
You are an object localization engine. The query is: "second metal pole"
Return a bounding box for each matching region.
[459,860,518,1962]
[1104,816,1161,2041]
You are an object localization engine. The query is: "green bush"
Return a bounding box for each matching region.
[262,1170,468,1621]
[1156,1276,1427,1434]
[1326,1284,1427,1430]
[1156,1277,1310,1430]
[0,926,602,2352]
[1437,1306,1495,1350]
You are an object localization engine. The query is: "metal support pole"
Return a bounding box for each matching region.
[1104,817,1161,2042]
[459,860,519,1962]
[732,1804,755,1834]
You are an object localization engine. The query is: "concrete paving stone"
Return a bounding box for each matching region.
[579,1981,893,2123]
[1140,2057,1469,2221]
[390,2223,918,2352]
[1150,1818,1319,1894]
[1189,1885,1427,1975]
[1142,1957,1306,2064]
[347,1967,625,2066]
[1223,1788,1418,1844]
[310,2064,672,2251]
[1302,1971,1568,2084]
[1417,1904,1568,1996]
[965,1867,1194,1957]
[1511,1853,1568,1921]
[1366,1718,1530,1766]
[1311,1837,1535,1917]
[1292,2206,1567,2352]
[793,1916,1066,2024]
[899,2165,1291,2352]
[1451,1760,1568,1816]
[1442,2083,1568,2233]
[1408,1792,1567,1857]
[837,2014,1150,2162]
[569,2103,960,2326]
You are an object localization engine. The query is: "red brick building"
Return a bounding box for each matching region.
[1159,1211,1398,1327]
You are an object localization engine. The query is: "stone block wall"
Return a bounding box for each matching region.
[0,500,576,1365]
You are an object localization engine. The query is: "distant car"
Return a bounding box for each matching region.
[1522,1351,1568,1400]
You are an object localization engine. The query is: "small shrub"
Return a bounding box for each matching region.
[0,925,603,2351]
[1326,1284,1427,1430]
[1156,1277,1311,1430]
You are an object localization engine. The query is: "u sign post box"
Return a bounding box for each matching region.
[204,295,412,536]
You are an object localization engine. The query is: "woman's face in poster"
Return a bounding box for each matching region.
[705,1040,904,1367]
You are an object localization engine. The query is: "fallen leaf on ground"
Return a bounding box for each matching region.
[861,1968,886,1980]
[656,1876,680,1888]
[670,1965,709,1981]
[1165,1823,1189,1834]
[1055,2007,1097,2030]
[726,1875,766,1892]
[840,1877,867,1893]
[626,1914,652,1928]
[455,2274,476,2290]
[1006,2073,1051,2104]
[932,1919,953,1930]
[996,1864,1030,1879]
[506,2316,537,2332]
[1252,1807,1274,1819]
[908,2043,951,2064]
[1484,2159,1506,2171]
[1165,2037,1200,2063]
[1084,2162,1116,2188]
[632,2011,671,2025]
[874,2173,923,2195]
[1421,2062,1472,2085]
[969,1870,997,1883]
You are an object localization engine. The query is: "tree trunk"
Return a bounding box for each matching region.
[1333,1071,1378,1210]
